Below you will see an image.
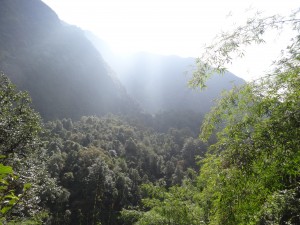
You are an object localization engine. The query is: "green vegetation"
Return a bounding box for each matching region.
[42,114,206,224]
[197,68,300,224]
[0,73,63,224]
[0,71,207,224]
[0,1,299,225]
[123,69,300,225]
[128,9,300,225]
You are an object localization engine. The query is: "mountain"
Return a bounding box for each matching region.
[0,0,244,121]
[0,0,138,120]
[86,34,245,114]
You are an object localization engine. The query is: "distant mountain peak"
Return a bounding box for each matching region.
[86,32,245,114]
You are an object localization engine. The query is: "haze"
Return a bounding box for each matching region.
[42,0,298,80]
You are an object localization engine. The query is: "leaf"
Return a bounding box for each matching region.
[0,164,13,175]
[23,183,32,191]
[1,206,11,214]
[4,194,18,200]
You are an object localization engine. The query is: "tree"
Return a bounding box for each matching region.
[0,72,61,224]
[0,73,41,158]
[122,183,202,225]
[0,72,41,221]
[133,8,300,225]
[198,51,300,224]
[195,9,300,224]
[189,9,300,89]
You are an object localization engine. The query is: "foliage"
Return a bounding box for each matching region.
[0,72,41,157]
[0,73,63,224]
[197,61,300,224]
[133,8,300,225]
[194,12,300,223]
[4,3,299,225]
[189,9,300,89]
[0,72,40,222]
[43,114,206,225]
[0,163,19,218]
[133,182,202,225]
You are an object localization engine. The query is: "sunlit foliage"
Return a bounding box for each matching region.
[133,9,300,225]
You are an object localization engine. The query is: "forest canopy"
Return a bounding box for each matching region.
[0,5,299,225]
[127,8,300,225]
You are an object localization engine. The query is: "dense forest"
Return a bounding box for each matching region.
[0,1,300,225]
[0,73,207,224]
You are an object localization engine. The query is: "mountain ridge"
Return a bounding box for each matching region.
[0,0,138,120]
[85,33,245,114]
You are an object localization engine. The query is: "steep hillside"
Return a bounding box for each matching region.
[0,0,138,120]
[117,53,245,114]
[86,34,245,114]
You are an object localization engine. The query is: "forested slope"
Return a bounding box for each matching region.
[0,0,138,120]
[1,1,298,225]
[43,114,207,224]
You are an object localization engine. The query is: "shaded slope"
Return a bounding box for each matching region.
[0,0,138,120]
[86,34,245,114]
[117,53,245,113]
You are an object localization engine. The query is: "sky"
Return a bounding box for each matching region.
[41,0,299,81]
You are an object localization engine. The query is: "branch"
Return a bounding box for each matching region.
[190,9,300,90]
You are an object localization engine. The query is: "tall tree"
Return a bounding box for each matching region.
[0,72,62,224]
[196,8,300,225]
[132,8,300,225]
